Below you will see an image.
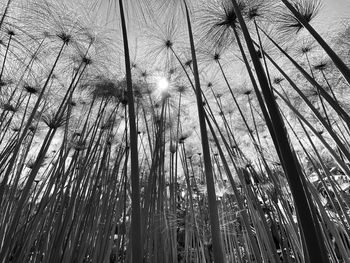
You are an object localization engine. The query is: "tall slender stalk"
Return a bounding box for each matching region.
[0,0,12,30]
[183,2,225,262]
[118,0,142,262]
[231,0,329,262]
[0,40,66,212]
[281,0,350,85]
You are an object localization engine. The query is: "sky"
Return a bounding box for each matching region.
[324,0,350,16]
[316,0,350,33]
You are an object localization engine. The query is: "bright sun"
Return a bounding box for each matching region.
[156,77,169,93]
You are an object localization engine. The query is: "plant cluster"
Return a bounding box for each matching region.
[1,0,350,262]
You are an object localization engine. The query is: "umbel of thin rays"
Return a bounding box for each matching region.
[2,0,350,262]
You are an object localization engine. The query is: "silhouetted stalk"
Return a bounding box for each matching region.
[214,67,265,164]
[304,51,333,131]
[0,0,12,30]
[281,104,350,232]
[182,2,225,262]
[141,106,153,154]
[204,112,263,262]
[230,26,285,167]
[247,93,262,146]
[118,1,142,262]
[202,98,270,259]
[179,142,203,261]
[0,40,66,219]
[259,28,350,129]
[317,68,338,102]
[316,67,350,147]
[281,0,350,85]
[141,106,169,256]
[263,47,350,164]
[277,65,347,163]
[231,1,330,262]
[0,55,88,262]
[253,20,274,92]
[299,122,350,234]
[274,88,350,176]
[0,32,13,81]
[305,154,350,259]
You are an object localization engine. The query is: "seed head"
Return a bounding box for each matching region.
[313,61,329,71]
[24,84,39,94]
[275,0,322,35]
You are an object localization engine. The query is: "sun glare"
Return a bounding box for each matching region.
[156,77,169,93]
